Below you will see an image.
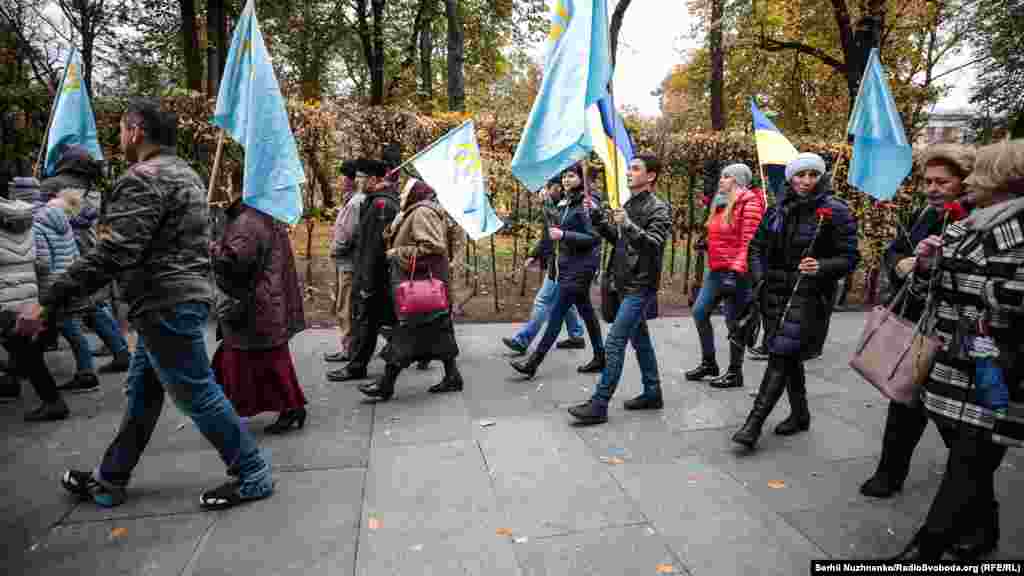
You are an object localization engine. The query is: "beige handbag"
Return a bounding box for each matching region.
[849,284,942,405]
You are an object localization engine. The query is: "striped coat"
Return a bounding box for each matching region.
[913,200,1024,448]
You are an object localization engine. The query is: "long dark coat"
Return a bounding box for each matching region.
[748,177,860,359]
[211,200,305,350]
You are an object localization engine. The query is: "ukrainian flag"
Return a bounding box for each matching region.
[751,99,798,201]
[587,95,634,208]
[511,0,613,192]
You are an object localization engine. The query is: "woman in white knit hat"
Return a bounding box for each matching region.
[732,152,860,449]
[685,163,766,389]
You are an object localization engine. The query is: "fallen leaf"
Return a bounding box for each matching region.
[767,480,786,489]
[599,456,625,465]
[656,564,675,573]
[367,517,382,530]
[110,527,128,538]
[495,527,513,536]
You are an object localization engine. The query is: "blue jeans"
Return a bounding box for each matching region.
[513,276,583,347]
[592,292,661,407]
[692,270,751,362]
[89,302,130,356]
[535,283,603,356]
[96,302,271,499]
[61,317,95,374]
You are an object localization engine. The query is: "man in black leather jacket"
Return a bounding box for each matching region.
[568,154,672,424]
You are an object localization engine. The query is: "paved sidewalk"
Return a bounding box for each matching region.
[2,313,1021,575]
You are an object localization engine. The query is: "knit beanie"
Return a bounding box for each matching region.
[721,163,752,188]
[785,152,827,182]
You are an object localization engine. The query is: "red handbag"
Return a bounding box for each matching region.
[394,253,449,317]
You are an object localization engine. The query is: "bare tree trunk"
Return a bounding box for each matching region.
[180,0,202,91]
[445,0,465,111]
[371,0,385,104]
[206,0,227,95]
[418,4,434,104]
[709,0,725,131]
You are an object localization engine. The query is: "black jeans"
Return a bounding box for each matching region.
[922,421,1007,542]
[2,333,60,403]
[534,283,603,356]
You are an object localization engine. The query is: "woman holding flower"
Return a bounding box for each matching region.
[732,153,860,449]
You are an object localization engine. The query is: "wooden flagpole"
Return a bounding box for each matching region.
[207,130,226,204]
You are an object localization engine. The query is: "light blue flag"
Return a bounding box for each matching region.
[212,0,304,224]
[847,49,913,202]
[511,0,613,192]
[411,120,503,241]
[43,48,103,177]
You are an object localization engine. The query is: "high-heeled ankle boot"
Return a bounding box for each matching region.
[577,350,605,373]
[510,351,546,378]
[429,361,464,394]
[731,363,786,448]
[359,364,399,400]
[265,407,307,434]
[775,365,810,435]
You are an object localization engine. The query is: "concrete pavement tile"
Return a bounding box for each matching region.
[515,524,686,576]
[766,410,882,462]
[478,415,643,537]
[14,513,214,576]
[574,416,691,465]
[257,389,373,471]
[608,455,822,576]
[702,451,881,514]
[66,449,231,522]
[192,468,364,576]
[370,387,472,448]
[658,388,746,431]
[359,439,521,575]
[781,500,921,558]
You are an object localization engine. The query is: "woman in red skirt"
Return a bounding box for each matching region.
[211,194,307,433]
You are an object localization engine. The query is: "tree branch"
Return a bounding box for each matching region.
[758,34,847,72]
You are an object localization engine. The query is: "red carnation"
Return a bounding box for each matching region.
[375,199,385,209]
[816,207,833,221]
[943,201,967,222]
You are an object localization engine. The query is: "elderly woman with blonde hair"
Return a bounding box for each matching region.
[892,139,1024,561]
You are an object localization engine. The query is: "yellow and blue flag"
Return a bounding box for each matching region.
[511,0,613,192]
[411,120,503,241]
[212,0,305,224]
[847,49,912,202]
[43,48,103,177]
[588,95,634,208]
[750,99,797,202]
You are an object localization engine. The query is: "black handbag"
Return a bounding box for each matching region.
[600,267,620,323]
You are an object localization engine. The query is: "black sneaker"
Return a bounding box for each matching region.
[61,469,126,507]
[568,400,608,424]
[556,336,586,349]
[623,394,664,410]
[24,399,70,422]
[56,373,100,394]
[0,373,20,403]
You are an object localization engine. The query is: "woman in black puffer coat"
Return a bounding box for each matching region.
[510,163,605,378]
[732,153,860,449]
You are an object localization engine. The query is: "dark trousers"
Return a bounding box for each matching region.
[3,333,60,403]
[872,400,930,485]
[535,283,603,356]
[349,295,392,370]
[922,421,1007,542]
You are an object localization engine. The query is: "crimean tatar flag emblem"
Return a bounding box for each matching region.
[547,0,571,44]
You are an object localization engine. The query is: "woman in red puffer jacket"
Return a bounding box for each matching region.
[685,163,766,389]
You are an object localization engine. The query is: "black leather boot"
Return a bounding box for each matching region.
[709,367,743,389]
[577,350,605,373]
[775,362,810,435]
[685,358,719,381]
[890,527,948,561]
[732,362,786,448]
[358,364,399,401]
[510,351,546,379]
[952,501,1000,560]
